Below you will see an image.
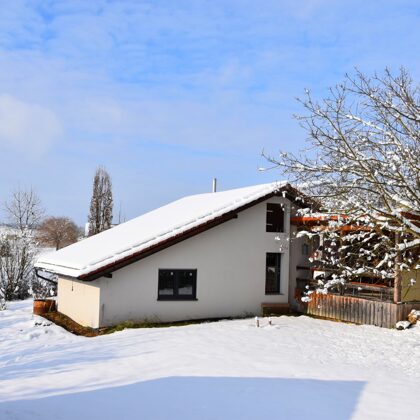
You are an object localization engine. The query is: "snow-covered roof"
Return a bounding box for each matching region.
[35,181,289,279]
[0,225,21,236]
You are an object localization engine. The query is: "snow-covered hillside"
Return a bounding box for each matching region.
[1,300,420,419]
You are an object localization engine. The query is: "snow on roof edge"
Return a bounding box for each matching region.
[35,181,289,278]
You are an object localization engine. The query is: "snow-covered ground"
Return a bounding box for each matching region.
[1,301,420,420]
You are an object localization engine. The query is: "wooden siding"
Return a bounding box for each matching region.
[303,293,420,329]
[402,270,420,302]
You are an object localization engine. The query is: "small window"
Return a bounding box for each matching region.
[266,203,284,232]
[265,253,281,294]
[302,243,310,256]
[158,269,197,300]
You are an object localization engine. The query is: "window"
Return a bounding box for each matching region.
[265,253,281,294]
[266,203,284,232]
[158,269,197,300]
[302,243,310,256]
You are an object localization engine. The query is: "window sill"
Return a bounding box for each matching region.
[157,298,198,301]
[264,293,284,296]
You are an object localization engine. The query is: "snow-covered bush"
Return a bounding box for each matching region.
[0,187,54,301]
[0,231,57,301]
[0,231,36,301]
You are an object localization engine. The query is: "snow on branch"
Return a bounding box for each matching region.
[265,68,419,292]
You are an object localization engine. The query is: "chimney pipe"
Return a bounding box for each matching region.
[212,178,217,193]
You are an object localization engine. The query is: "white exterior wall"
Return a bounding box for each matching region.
[288,225,312,310]
[96,197,293,327]
[57,277,101,328]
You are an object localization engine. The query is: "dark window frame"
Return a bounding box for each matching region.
[266,203,284,233]
[157,269,197,301]
[265,253,281,295]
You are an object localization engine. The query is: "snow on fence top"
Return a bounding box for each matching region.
[35,181,287,279]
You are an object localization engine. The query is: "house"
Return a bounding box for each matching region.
[34,182,312,329]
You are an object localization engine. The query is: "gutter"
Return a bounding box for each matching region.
[34,267,58,284]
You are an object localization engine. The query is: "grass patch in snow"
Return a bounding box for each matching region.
[102,318,216,334]
[100,314,269,334]
[41,311,100,336]
[41,310,265,336]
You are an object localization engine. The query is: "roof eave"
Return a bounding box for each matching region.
[44,184,309,281]
[80,189,283,281]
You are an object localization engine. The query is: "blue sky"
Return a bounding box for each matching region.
[0,0,419,224]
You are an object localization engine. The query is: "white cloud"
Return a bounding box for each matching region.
[0,94,62,156]
[0,0,418,223]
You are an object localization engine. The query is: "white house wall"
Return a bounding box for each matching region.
[57,277,101,328]
[288,225,311,310]
[92,197,293,327]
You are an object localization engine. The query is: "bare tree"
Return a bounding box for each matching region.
[0,188,46,300]
[4,188,44,232]
[265,68,419,301]
[88,167,113,236]
[37,217,80,250]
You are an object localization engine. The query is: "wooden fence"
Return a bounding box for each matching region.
[303,293,420,329]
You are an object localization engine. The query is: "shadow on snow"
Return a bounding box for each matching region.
[0,376,365,420]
